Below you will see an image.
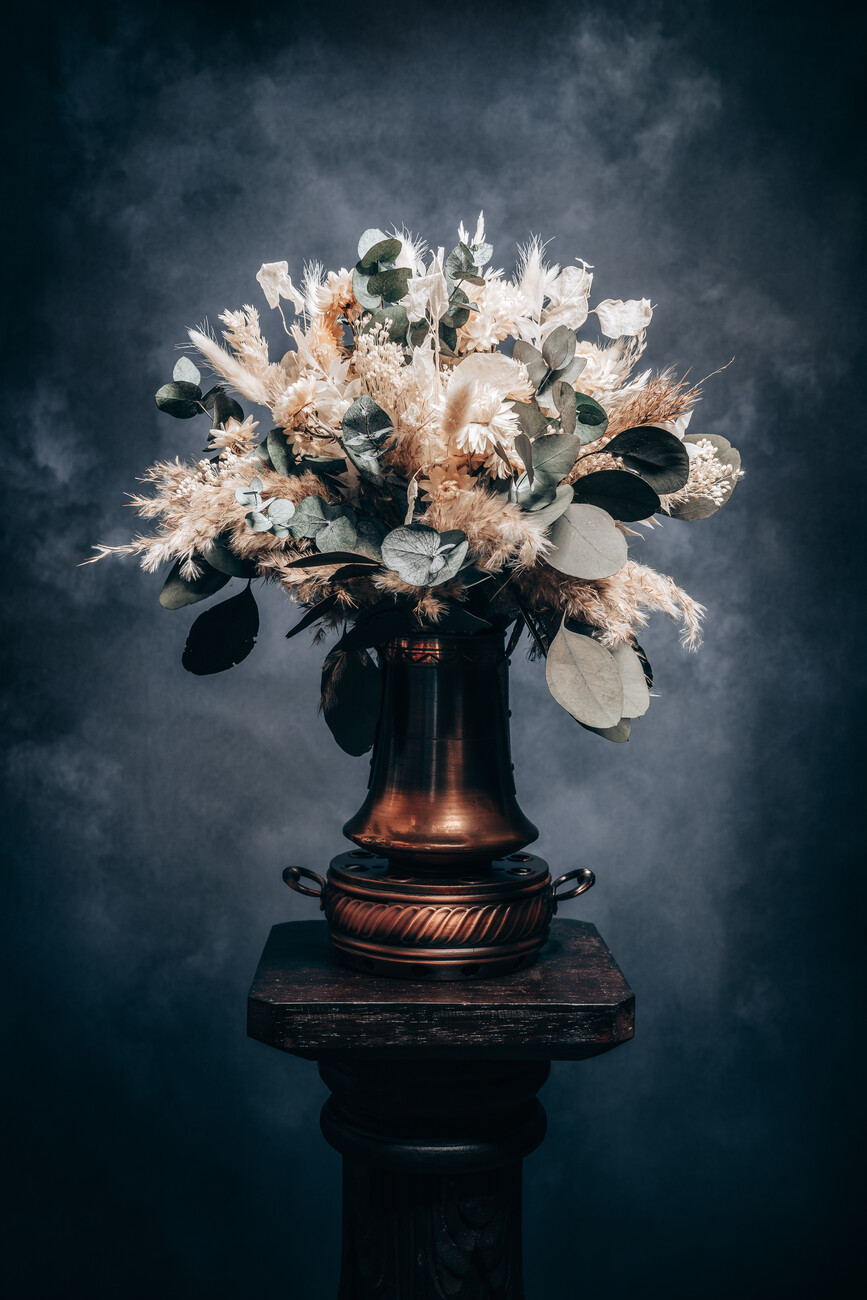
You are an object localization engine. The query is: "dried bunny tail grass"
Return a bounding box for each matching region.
[440,371,476,441]
[517,559,704,649]
[605,370,701,437]
[188,327,270,406]
[424,488,552,570]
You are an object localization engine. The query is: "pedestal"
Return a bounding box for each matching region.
[248,919,634,1299]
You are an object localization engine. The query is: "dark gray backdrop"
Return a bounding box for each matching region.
[5,2,863,1296]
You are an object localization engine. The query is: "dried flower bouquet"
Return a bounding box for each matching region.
[94,216,742,748]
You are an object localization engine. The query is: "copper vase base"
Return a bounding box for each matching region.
[323,850,553,982]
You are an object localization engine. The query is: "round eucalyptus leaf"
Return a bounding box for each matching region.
[553,381,577,436]
[341,395,392,484]
[211,390,244,428]
[366,266,412,302]
[357,228,394,269]
[155,381,202,419]
[246,509,273,533]
[573,393,609,443]
[547,503,628,579]
[201,534,257,578]
[159,557,230,609]
[381,525,468,587]
[525,484,573,528]
[671,434,741,519]
[546,622,624,728]
[267,497,297,528]
[438,322,458,354]
[579,716,632,742]
[573,469,661,521]
[352,267,382,311]
[321,649,382,755]
[173,356,201,386]
[542,325,576,372]
[363,305,410,344]
[610,642,651,718]
[604,426,690,494]
[182,585,259,676]
[317,513,358,553]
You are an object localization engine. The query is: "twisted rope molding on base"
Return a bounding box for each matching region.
[325,893,553,948]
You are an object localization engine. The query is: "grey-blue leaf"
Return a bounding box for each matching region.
[159,558,230,609]
[380,524,468,587]
[542,325,576,372]
[173,356,201,386]
[546,503,628,579]
[546,622,624,728]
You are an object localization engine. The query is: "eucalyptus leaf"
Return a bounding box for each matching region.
[337,607,413,653]
[235,478,263,510]
[513,402,548,439]
[201,533,257,578]
[317,513,358,552]
[357,228,393,269]
[525,483,573,527]
[514,432,534,485]
[438,322,458,353]
[267,498,296,528]
[155,381,202,419]
[266,428,292,476]
[546,621,624,728]
[542,325,576,372]
[473,241,494,266]
[572,469,661,521]
[604,426,690,494]
[381,525,468,587]
[182,585,259,676]
[245,442,273,471]
[525,433,580,483]
[341,395,393,484]
[557,356,587,387]
[573,393,609,443]
[211,391,244,429]
[363,305,410,344]
[352,266,382,311]
[553,381,576,436]
[246,509,273,533]
[546,503,628,579]
[285,593,340,640]
[159,558,230,609]
[610,642,651,718]
[173,356,201,386]
[444,242,477,283]
[366,266,412,302]
[579,717,632,742]
[671,433,742,518]
[321,650,382,755]
[512,340,548,389]
[283,550,378,569]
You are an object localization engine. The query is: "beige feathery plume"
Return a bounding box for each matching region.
[188,328,270,406]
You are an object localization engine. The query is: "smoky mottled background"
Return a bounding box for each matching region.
[5,1,863,1295]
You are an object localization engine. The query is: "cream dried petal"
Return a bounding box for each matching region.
[593,298,653,338]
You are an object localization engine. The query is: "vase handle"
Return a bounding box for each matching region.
[551,867,596,912]
[283,865,327,909]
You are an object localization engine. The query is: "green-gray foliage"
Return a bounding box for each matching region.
[381,525,469,586]
[546,503,628,579]
[572,469,661,521]
[341,395,393,484]
[545,621,624,728]
[604,426,690,494]
[155,380,202,419]
[159,557,230,609]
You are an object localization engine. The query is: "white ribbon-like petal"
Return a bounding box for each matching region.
[593,298,653,338]
[256,261,305,314]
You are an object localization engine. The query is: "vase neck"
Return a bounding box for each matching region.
[343,632,538,870]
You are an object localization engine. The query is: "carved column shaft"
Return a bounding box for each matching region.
[319,1059,550,1300]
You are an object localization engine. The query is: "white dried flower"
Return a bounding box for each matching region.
[256,262,306,314]
[593,298,653,338]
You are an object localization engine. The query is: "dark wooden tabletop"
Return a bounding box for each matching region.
[248,919,634,1061]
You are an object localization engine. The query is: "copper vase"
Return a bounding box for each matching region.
[285,632,595,980]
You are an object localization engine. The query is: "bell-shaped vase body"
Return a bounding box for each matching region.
[343,632,538,870]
